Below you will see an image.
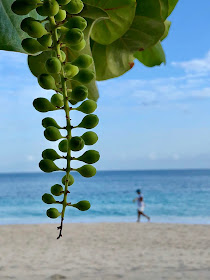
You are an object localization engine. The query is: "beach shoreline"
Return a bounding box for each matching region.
[0,222,209,280]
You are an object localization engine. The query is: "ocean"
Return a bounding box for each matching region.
[0,170,209,225]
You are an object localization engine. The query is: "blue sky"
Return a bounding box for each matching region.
[1,1,210,172]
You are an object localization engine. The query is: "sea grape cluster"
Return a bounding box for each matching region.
[12,0,99,239]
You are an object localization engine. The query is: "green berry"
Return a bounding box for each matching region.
[37,34,52,47]
[11,1,36,15]
[51,94,64,107]
[72,54,93,68]
[36,6,48,16]
[22,38,44,54]
[76,100,97,114]
[69,136,85,151]
[58,139,68,152]
[33,98,57,113]
[65,16,87,31]
[69,39,86,51]
[57,0,71,4]
[42,149,61,161]
[78,114,99,129]
[42,193,56,204]
[21,18,47,38]
[62,174,74,186]
[70,85,88,102]
[42,117,61,129]
[72,200,91,211]
[64,0,84,14]
[77,150,100,164]
[69,99,78,105]
[64,28,84,46]
[73,69,95,84]
[28,52,50,77]
[51,184,64,196]
[44,126,63,141]
[55,9,67,22]
[60,50,66,62]
[39,159,60,173]
[38,74,56,90]
[81,131,98,145]
[45,58,61,73]
[64,63,79,78]
[46,208,61,219]
[42,0,59,16]
[76,165,96,178]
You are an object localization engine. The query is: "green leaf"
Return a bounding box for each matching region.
[134,41,166,67]
[0,0,42,52]
[92,0,165,80]
[168,0,179,16]
[82,0,136,45]
[160,20,171,41]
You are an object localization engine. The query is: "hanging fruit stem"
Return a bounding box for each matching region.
[49,16,71,239]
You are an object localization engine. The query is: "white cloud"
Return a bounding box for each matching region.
[172,50,210,74]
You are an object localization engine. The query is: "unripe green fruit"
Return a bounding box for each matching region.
[69,39,86,51]
[22,38,44,54]
[64,0,84,14]
[65,16,87,31]
[62,174,74,186]
[73,69,95,84]
[36,6,48,16]
[72,200,91,211]
[81,131,98,145]
[38,74,55,90]
[55,9,66,22]
[37,34,52,47]
[51,94,64,107]
[42,117,61,129]
[69,99,78,105]
[64,28,84,46]
[72,54,93,68]
[78,114,99,129]
[76,165,96,178]
[39,159,59,173]
[60,50,66,62]
[47,208,61,218]
[11,1,36,15]
[70,85,88,102]
[42,0,59,16]
[77,150,100,164]
[76,100,97,114]
[69,136,85,151]
[57,0,71,4]
[58,139,68,152]
[33,98,57,113]
[21,18,47,38]
[51,184,64,196]
[45,58,61,73]
[42,193,56,204]
[42,149,61,161]
[64,63,79,78]
[44,126,63,141]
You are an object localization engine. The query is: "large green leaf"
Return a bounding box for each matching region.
[168,0,179,16]
[133,19,171,67]
[92,0,166,80]
[0,0,42,52]
[134,41,166,67]
[82,0,136,45]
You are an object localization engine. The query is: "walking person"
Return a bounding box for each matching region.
[133,189,150,222]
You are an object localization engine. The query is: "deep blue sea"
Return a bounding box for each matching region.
[0,170,209,225]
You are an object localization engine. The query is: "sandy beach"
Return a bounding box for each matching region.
[0,223,209,280]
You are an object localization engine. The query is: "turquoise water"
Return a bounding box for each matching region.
[0,170,209,225]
